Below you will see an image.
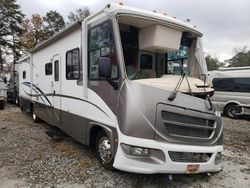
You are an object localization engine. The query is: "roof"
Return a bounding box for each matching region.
[30,3,203,54]
[106,3,202,36]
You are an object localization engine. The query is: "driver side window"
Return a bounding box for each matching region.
[88,20,118,80]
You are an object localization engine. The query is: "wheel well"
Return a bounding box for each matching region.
[30,102,34,112]
[223,102,239,114]
[89,126,104,149]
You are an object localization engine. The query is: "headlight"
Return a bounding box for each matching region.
[215,111,221,116]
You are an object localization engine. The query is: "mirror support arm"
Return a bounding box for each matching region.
[106,78,118,90]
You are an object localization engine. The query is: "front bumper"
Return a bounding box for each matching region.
[113,133,223,174]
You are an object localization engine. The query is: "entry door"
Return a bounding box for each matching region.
[53,55,61,126]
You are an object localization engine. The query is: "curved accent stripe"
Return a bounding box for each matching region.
[21,82,109,118]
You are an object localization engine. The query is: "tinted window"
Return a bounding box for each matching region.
[54,60,59,81]
[88,20,118,80]
[213,77,250,92]
[66,48,80,80]
[45,63,52,75]
[140,54,153,69]
[23,71,26,79]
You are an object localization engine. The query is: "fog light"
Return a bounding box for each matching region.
[129,146,151,156]
[121,143,151,157]
[214,152,222,165]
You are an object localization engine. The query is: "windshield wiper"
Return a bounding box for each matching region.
[168,73,185,101]
[168,62,192,101]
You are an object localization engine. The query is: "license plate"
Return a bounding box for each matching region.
[186,164,200,174]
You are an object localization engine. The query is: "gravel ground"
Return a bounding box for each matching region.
[0,104,249,188]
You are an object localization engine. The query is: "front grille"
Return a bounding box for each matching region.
[160,111,216,139]
[161,111,214,127]
[164,123,213,138]
[169,151,212,163]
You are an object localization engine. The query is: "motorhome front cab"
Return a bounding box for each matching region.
[19,4,223,174]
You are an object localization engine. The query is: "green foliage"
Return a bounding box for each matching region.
[205,55,220,71]
[227,46,250,67]
[43,10,65,37]
[0,0,24,73]
[67,7,90,24]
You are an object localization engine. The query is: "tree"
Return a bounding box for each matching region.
[43,10,65,37]
[227,46,250,67]
[67,7,90,24]
[0,0,24,74]
[205,55,220,71]
[20,14,47,52]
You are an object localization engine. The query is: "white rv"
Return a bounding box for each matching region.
[19,4,223,174]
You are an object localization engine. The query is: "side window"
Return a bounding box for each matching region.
[88,20,118,80]
[54,60,59,81]
[23,71,26,79]
[213,78,232,91]
[66,48,80,80]
[232,78,250,92]
[45,63,52,75]
[140,54,153,69]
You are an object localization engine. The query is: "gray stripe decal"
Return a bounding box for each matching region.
[22,82,110,118]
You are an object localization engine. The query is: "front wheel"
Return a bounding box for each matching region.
[224,104,242,118]
[95,131,115,171]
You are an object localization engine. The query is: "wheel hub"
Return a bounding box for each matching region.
[98,137,112,163]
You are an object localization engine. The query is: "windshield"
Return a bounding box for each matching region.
[118,20,203,80]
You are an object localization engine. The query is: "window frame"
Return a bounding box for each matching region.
[65,48,80,80]
[45,62,53,76]
[87,20,119,81]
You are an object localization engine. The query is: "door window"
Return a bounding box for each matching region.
[88,20,118,80]
[54,60,59,81]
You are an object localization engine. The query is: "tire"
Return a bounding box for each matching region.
[224,104,242,118]
[31,105,41,123]
[95,131,115,171]
[15,95,19,106]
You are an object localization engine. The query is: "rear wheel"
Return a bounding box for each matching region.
[224,104,242,118]
[95,131,115,171]
[31,105,41,123]
[15,95,19,106]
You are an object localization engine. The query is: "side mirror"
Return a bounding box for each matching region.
[98,57,112,78]
[98,57,119,90]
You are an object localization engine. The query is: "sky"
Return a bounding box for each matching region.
[17,0,250,62]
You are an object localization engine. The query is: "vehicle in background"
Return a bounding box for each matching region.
[209,68,250,118]
[19,3,223,174]
[0,76,8,98]
[0,76,8,109]
[7,61,19,105]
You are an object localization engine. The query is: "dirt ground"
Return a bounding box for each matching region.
[0,104,249,188]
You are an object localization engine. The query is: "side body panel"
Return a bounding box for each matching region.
[30,23,118,146]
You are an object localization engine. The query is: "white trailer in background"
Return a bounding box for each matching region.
[19,3,223,174]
